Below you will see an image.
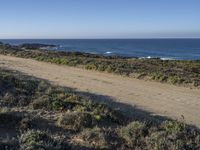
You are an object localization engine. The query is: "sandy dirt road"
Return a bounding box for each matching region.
[1,55,200,127]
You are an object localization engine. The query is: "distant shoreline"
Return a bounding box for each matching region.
[1,41,200,61]
[11,41,200,61]
[1,39,200,60]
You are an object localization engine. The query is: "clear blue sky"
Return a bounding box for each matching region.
[0,0,200,39]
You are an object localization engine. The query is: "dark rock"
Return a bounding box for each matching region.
[19,43,56,50]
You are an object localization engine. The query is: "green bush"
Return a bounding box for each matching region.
[74,127,108,149]
[162,121,185,134]
[57,112,94,131]
[19,130,63,150]
[118,121,147,146]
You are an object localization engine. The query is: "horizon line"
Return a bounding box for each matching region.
[1,37,200,40]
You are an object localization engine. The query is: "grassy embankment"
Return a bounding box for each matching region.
[0,43,200,87]
[1,68,200,149]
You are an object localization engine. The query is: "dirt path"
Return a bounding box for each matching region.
[1,55,200,127]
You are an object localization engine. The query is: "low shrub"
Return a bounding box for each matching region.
[19,130,64,150]
[118,121,147,147]
[73,127,108,149]
[57,112,95,131]
[162,120,185,134]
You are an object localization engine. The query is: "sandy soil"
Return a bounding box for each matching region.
[1,55,200,127]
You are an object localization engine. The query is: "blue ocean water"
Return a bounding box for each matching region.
[1,39,200,60]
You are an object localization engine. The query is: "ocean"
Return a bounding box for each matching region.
[1,39,200,60]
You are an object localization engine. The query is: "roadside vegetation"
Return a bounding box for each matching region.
[0,68,200,149]
[0,42,200,87]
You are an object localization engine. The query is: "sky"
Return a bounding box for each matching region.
[0,0,200,39]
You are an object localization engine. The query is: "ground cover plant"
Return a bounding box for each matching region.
[0,68,200,149]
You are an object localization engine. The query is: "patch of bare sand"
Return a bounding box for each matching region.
[0,55,200,127]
